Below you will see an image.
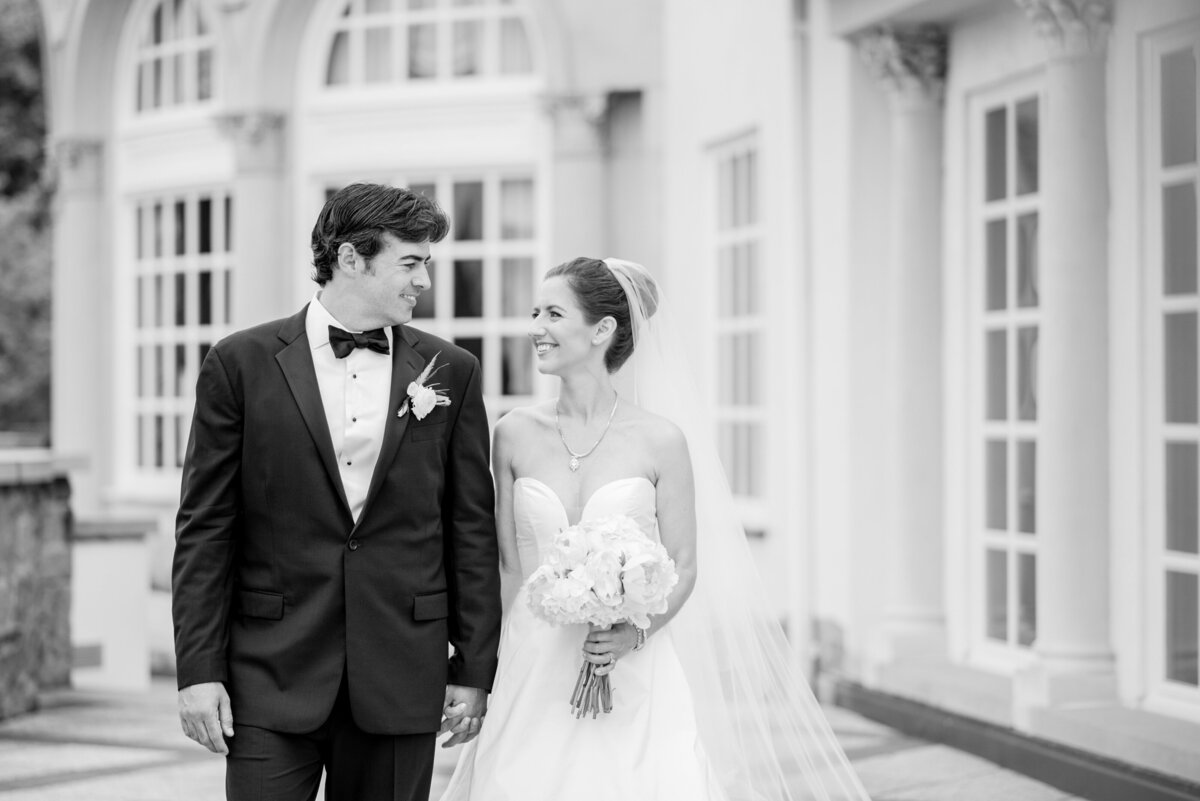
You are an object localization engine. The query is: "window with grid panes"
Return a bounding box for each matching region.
[133,191,235,471]
[323,0,534,88]
[133,0,215,113]
[976,90,1041,652]
[324,175,538,416]
[713,139,764,501]
[1150,32,1200,694]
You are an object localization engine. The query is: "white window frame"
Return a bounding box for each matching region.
[129,0,218,117]
[1144,21,1200,723]
[708,132,767,534]
[966,76,1044,672]
[319,0,539,93]
[121,189,237,493]
[110,0,235,503]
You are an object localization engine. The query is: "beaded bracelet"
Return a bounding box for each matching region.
[633,625,647,652]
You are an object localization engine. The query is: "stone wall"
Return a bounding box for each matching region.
[0,450,71,719]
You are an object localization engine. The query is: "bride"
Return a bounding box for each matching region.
[439,257,869,801]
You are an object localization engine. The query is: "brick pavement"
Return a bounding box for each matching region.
[0,679,1088,800]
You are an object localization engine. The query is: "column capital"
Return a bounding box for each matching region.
[540,92,608,126]
[52,137,103,197]
[215,111,286,173]
[541,92,609,154]
[857,25,948,105]
[1014,0,1111,60]
[39,0,79,50]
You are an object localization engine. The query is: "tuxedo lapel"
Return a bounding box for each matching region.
[355,325,424,529]
[274,309,352,518]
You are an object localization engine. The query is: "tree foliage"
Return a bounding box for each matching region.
[0,0,49,437]
[0,0,44,197]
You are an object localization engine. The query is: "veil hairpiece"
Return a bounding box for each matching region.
[602,257,871,801]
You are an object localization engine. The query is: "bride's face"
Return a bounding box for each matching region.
[529,276,601,375]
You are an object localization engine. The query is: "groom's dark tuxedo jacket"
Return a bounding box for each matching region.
[172,306,501,735]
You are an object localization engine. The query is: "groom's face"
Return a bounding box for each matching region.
[357,232,431,327]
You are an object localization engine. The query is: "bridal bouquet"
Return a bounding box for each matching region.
[525,514,678,718]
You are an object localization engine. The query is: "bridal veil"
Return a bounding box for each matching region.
[604,257,870,801]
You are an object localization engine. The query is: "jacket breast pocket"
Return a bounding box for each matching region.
[412,590,449,621]
[409,422,445,442]
[237,589,284,620]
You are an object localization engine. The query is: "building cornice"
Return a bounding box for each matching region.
[829,0,990,38]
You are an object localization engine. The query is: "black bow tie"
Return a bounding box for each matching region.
[328,326,390,359]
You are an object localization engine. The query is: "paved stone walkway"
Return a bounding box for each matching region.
[0,679,1088,800]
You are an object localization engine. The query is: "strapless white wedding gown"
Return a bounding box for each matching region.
[440,476,723,801]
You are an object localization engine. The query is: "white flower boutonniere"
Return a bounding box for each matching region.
[397,352,452,421]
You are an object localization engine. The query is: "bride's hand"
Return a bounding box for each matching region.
[583,623,640,676]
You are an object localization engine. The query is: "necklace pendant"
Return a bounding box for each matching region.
[569,456,581,472]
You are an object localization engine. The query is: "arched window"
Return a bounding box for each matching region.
[134,0,215,112]
[324,0,534,87]
[116,0,233,490]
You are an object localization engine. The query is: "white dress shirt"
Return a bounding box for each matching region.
[305,293,393,524]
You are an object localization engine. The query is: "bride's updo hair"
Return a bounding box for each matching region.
[545,256,658,373]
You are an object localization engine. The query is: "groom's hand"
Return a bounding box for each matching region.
[178,682,235,755]
[439,685,487,748]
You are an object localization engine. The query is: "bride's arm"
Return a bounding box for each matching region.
[587,421,697,674]
[491,415,523,613]
[642,421,698,633]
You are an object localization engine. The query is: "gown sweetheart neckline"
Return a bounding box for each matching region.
[440,473,719,801]
[513,475,654,527]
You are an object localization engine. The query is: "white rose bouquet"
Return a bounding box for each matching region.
[525,514,679,718]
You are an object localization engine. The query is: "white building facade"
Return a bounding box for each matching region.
[39,0,1200,790]
[799,0,1200,788]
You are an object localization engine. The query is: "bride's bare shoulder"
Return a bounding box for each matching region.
[494,401,554,442]
[624,404,687,452]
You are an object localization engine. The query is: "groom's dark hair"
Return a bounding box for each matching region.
[311,183,449,285]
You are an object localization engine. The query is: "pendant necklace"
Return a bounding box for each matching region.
[555,395,620,472]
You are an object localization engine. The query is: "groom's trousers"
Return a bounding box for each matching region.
[224,675,436,801]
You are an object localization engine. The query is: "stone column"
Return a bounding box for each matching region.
[858,26,949,661]
[1013,0,1114,720]
[543,93,608,256]
[216,111,289,325]
[50,138,107,515]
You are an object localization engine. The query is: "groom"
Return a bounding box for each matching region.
[172,183,501,800]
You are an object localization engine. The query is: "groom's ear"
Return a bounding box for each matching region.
[336,242,362,276]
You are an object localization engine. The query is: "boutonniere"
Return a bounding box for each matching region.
[398,352,452,420]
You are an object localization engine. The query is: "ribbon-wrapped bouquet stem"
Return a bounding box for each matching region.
[525,514,678,718]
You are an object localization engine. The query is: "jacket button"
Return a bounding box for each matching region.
[348,538,360,551]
